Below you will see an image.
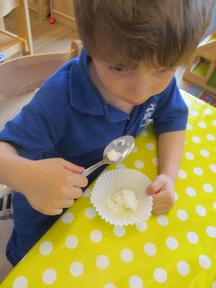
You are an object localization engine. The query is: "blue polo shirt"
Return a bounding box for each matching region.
[0,49,188,265]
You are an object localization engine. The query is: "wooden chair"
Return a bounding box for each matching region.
[0,40,81,205]
[0,0,33,61]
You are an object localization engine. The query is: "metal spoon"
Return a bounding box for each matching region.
[0,136,135,198]
[83,135,135,177]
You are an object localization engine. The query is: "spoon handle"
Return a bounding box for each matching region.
[82,159,109,177]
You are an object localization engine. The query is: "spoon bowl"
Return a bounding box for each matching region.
[83,135,135,177]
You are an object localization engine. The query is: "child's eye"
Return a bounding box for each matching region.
[109,66,129,73]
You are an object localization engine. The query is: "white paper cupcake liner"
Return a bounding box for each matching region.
[91,168,153,226]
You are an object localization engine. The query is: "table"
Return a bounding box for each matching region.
[1,91,216,288]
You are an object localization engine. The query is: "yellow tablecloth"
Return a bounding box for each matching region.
[1,91,216,288]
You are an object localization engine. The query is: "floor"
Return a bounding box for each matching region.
[0,9,189,284]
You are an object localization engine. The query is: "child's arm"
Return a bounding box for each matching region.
[0,141,88,215]
[146,130,185,214]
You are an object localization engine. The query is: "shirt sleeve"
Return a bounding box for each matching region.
[0,81,63,160]
[153,77,188,134]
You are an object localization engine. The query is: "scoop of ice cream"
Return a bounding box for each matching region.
[106,189,138,212]
[107,149,122,162]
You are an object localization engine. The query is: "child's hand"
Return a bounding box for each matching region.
[21,158,88,216]
[145,174,175,214]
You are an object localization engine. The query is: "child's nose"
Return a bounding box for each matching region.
[133,79,151,98]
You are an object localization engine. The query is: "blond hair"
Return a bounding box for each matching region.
[73,0,215,68]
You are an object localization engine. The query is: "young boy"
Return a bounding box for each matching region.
[0,0,214,266]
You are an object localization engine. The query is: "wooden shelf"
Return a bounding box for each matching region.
[50,0,77,32]
[28,0,50,19]
[0,0,33,61]
[0,30,26,59]
[183,30,216,95]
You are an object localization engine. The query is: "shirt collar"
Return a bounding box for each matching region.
[69,49,129,123]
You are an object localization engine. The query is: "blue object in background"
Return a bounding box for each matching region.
[0,53,6,63]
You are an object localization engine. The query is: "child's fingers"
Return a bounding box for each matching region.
[152,189,174,203]
[59,158,85,174]
[71,173,88,188]
[64,186,83,199]
[151,190,175,214]
[62,198,75,208]
[53,208,64,215]
[145,177,165,195]
[152,205,168,215]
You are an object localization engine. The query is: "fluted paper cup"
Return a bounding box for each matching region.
[91,168,153,226]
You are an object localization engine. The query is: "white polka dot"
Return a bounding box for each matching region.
[178,169,187,179]
[177,261,190,276]
[152,157,158,166]
[129,275,143,288]
[177,210,188,221]
[90,230,103,243]
[213,202,216,210]
[191,110,199,117]
[198,121,207,128]
[153,268,167,283]
[212,120,216,126]
[145,143,154,150]
[200,149,210,157]
[120,248,134,262]
[204,108,213,115]
[96,255,110,269]
[136,222,148,231]
[141,129,148,136]
[203,183,213,193]
[187,123,193,130]
[42,268,57,285]
[193,167,203,176]
[210,164,216,173]
[134,160,144,169]
[206,134,215,141]
[195,205,206,216]
[84,207,96,219]
[212,281,216,288]
[39,241,53,256]
[70,261,84,277]
[186,187,196,197]
[192,136,201,143]
[174,192,178,201]
[61,212,74,224]
[199,255,211,269]
[82,189,91,198]
[65,235,79,249]
[166,237,178,250]
[13,276,28,288]
[185,152,194,160]
[187,232,199,244]
[144,243,157,256]
[206,226,216,238]
[113,226,126,237]
[156,215,169,226]
[103,283,117,288]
